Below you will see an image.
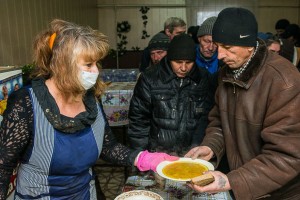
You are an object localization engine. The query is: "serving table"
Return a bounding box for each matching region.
[120,174,233,200]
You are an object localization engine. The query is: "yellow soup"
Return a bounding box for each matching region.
[162,161,208,180]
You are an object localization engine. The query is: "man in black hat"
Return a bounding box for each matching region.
[280,23,300,47]
[145,33,170,70]
[185,7,300,200]
[275,18,290,37]
[128,33,213,158]
[139,17,186,72]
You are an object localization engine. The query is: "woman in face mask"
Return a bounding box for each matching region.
[0,19,178,200]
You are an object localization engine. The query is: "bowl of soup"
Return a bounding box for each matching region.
[156,158,214,181]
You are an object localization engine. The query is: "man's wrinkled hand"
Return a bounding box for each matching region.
[184,146,214,160]
[187,171,231,194]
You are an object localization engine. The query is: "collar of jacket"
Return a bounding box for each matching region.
[219,38,268,89]
[159,57,202,84]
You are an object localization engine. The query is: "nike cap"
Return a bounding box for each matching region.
[212,7,258,47]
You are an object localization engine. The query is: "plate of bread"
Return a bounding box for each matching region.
[156,158,215,185]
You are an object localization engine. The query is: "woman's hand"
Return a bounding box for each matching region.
[134,150,179,172]
[187,171,231,194]
[184,146,214,160]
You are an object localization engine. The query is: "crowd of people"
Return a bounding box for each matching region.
[258,18,300,71]
[0,6,299,200]
[131,7,300,200]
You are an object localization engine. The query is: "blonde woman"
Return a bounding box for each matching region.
[0,19,177,199]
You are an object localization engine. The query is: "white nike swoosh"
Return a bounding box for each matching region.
[240,34,250,38]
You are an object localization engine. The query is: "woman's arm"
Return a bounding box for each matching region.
[99,102,178,170]
[0,89,33,199]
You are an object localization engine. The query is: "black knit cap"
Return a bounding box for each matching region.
[212,7,258,47]
[148,33,170,51]
[167,33,196,61]
[275,19,290,30]
[280,24,300,39]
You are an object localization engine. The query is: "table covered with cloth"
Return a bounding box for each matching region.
[121,174,233,200]
[100,68,138,127]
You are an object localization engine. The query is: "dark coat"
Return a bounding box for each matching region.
[128,57,214,156]
[202,40,300,199]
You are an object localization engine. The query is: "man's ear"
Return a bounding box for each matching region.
[247,47,254,52]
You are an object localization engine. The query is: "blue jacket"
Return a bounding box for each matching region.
[195,45,219,74]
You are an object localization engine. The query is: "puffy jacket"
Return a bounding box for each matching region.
[128,57,214,156]
[202,40,300,199]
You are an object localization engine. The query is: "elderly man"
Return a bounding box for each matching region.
[196,16,219,74]
[144,32,170,69]
[139,17,186,72]
[186,7,300,200]
[195,16,221,93]
[163,17,186,40]
[128,34,213,157]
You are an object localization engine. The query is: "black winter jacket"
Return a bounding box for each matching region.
[127,57,214,156]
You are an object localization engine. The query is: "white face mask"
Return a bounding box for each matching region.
[80,70,99,90]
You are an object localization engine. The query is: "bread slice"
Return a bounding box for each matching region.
[191,173,215,186]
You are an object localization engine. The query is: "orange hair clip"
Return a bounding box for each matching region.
[49,33,57,50]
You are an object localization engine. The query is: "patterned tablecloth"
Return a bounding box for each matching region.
[101,82,136,126]
[100,68,139,127]
[121,174,233,200]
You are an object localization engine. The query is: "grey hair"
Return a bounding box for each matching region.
[164,17,186,33]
